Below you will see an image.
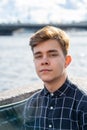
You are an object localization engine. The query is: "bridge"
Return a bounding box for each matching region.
[0,22,87,35]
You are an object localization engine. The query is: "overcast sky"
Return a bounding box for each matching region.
[0,0,87,23]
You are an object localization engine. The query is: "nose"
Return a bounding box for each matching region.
[41,56,50,65]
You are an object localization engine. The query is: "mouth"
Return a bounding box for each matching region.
[40,69,52,73]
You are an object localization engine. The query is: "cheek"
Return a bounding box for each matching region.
[53,59,65,70]
[34,61,40,72]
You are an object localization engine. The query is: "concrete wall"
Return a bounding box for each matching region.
[0,77,87,106]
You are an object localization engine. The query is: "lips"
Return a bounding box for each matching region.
[40,69,52,72]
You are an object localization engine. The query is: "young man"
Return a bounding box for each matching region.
[23,26,87,130]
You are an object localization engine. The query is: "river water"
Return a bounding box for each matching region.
[0,30,87,91]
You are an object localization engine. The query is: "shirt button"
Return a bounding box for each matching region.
[49,124,52,128]
[50,106,53,110]
[50,93,54,96]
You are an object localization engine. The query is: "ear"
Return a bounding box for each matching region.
[65,55,72,68]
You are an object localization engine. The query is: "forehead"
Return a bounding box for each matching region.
[33,39,62,53]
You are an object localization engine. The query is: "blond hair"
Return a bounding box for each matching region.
[29,26,70,56]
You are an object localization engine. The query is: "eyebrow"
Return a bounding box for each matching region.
[33,51,42,56]
[47,49,58,53]
[33,49,58,55]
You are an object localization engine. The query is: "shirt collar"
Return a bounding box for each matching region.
[43,78,71,97]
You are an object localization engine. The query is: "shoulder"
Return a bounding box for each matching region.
[67,79,87,98]
[25,89,44,107]
[23,89,43,121]
[68,80,87,111]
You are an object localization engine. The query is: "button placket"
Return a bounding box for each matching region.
[50,106,53,110]
[50,93,54,97]
[50,93,54,110]
[49,124,52,128]
[47,93,55,129]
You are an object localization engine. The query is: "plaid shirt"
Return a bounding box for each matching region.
[23,79,87,130]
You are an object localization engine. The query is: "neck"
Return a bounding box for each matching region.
[44,74,67,93]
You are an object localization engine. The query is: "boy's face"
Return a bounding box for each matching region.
[33,39,70,84]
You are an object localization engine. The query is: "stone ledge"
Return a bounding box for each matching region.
[0,77,87,106]
[0,82,43,106]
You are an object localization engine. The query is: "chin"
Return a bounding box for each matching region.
[39,75,54,82]
[41,78,53,83]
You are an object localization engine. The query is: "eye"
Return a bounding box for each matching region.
[34,54,42,59]
[49,53,58,57]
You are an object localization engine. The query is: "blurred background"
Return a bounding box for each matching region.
[0,0,87,24]
[0,0,87,91]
